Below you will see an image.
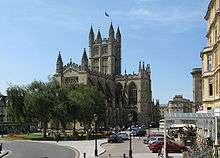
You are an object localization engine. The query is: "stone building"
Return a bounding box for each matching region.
[55,23,154,127]
[191,68,202,111]
[201,0,220,109]
[167,95,194,113]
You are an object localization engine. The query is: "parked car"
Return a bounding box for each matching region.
[117,132,129,140]
[148,141,188,153]
[143,134,164,144]
[148,137,164,145]
[108,134,123,143]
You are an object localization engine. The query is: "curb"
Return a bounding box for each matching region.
[65,146,80,158]
[99,141,108,156]
[0,150,9,158]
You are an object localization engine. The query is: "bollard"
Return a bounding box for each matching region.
[108,154,111,158]
[83,153,86,158]
[123,153,126,158]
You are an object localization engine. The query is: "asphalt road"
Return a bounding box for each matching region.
[100,137,152,157]
[1,140,76,158]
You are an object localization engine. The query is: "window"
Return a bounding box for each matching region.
[208,54,213,71]
[209,79,213,96]
[102,58,108,74]
[93,59,99,72]
[102,46,107,54]
[207,107,212,110]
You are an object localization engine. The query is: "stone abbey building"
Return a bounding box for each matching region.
[55,23,154,127]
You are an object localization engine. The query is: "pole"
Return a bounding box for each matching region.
[215,116,218,145]
[95,121,98,156]
[129,124,132,158]
[164,120,166,158]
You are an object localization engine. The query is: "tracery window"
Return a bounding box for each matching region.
[128,82,137,106]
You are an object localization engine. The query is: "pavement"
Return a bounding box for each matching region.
[0,135,183,158]
[31,139,107,158]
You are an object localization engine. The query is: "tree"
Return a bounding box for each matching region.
[68,84,105,131]
[25,81,54,138]
[7,85,28,123]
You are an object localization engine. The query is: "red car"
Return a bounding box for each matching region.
[148,141,187,153]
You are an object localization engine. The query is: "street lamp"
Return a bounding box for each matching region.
[94,114,98,157]
[128,113,133,158]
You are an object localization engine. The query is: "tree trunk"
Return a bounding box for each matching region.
[73,119,76,132]
[43,121,47,138]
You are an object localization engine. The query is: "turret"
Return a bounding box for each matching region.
[89,25,94,46]
[81,48,88,71]
[56,51,63,75]
[138,61,141,73]
[95,29,102,43]
[116,26,121,43]
[109,22,114,41]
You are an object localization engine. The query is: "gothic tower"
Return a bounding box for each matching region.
[81,48,88,71]
[88,23,121,75]
[56,51,63,85]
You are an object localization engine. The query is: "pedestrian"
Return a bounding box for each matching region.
[158,146,162,157]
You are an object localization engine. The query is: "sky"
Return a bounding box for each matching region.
[0,0,210,104]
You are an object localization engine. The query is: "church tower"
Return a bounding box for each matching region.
[88,23,121,75]
[81,48,88,71]
[56,51,63,85]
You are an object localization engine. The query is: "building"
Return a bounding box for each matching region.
[0,95,8,122]
[191,68,202,111]
[201,0,220,109]
[55,23,154,127]
[167,95,194,113]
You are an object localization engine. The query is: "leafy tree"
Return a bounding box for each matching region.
[7,85,28,123]
[25,81,54,138]
[68,84,105,131]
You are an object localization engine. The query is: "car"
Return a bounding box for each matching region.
[117,132,129,140]
[143,134,164,144]
[148,141,188,153]
[108,134,123,143]
[148,137,164,145]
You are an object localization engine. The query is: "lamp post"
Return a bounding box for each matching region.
[94,114,98,157]
[128,113,133,158]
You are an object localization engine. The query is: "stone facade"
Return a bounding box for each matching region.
[55,23,154,127]
[167,95,194,113]
[191,68,202,111]
[201,0,220,109]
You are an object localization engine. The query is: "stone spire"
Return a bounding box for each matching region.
[89,25,94,46]
[138,61,141,72]
[56,51,63,75]
[81,48,88,71]
[96,29,102,43]
[116,26,121,43]
[109,22,114,41]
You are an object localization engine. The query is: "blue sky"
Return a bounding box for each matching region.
[0,0,210,103]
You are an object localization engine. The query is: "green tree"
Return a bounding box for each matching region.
[25,81,54,138]
[68,84,105,132]
[7,85,28,123]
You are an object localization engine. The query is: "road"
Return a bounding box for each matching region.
[2,140,77,158]
[100,137,158,158]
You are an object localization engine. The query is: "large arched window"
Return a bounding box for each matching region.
[128,82,137,106]
[115,83,123,105]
